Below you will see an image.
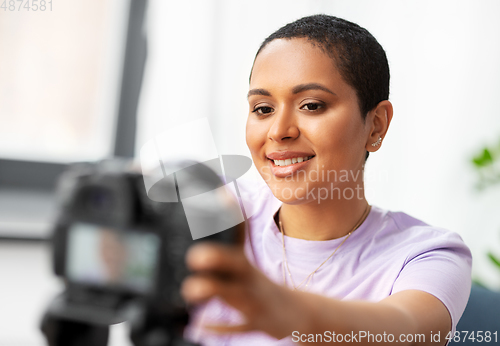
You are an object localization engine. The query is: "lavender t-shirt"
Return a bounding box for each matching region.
[185,181,472,345]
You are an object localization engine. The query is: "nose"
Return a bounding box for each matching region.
[267,106,299,142]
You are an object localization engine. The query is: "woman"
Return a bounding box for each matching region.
[182,15,471,345]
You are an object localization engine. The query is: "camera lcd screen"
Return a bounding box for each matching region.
[65,222,160,294]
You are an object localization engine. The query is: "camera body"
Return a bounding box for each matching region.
[43,160,242,345]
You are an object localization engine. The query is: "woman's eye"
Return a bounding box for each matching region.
[301,103,323,111]
[252,106,274,115]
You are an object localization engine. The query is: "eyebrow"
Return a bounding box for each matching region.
[247,83,336,99]
[247,88,271,98]
[292,83,336,95]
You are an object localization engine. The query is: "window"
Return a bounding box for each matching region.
[0,0,147,239]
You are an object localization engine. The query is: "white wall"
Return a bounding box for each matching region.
[137,0,500,288]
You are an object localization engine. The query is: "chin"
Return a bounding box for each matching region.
[265,181,314,205]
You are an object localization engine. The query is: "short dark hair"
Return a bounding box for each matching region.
[253,14,390,118]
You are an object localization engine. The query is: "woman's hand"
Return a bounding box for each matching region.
[181,241,297,338]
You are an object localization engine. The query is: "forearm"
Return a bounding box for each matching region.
[268,288,419,346]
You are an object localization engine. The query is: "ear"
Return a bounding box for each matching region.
[365,100,393,152]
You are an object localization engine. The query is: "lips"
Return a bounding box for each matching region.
[266,151,315,178]
[267,151,315,160]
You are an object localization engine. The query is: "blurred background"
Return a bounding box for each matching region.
[1,0,500,345]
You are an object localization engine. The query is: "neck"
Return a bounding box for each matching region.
[279,185,369,241]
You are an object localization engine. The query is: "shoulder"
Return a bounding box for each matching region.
[339,206,472,291]
[375,207,472,263]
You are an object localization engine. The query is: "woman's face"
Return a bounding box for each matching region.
[246,38,370,204]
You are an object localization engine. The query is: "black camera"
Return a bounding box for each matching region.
[41,159,244,346]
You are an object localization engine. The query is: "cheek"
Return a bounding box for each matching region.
[306,111,365,162]
[245,117,267,155]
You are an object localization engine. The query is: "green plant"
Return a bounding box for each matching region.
[487,252,500,271]
[471,139,500,190]
[471,139,500,285]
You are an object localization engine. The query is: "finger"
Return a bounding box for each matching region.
[203,322,254,334]
[181,275,218,304]
[186,242,250,276]
[182,273,269,322]
[181,274,248,305]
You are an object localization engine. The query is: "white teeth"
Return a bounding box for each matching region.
[272,156,313,167]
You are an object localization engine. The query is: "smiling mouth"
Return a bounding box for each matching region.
[270,156,314,167]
